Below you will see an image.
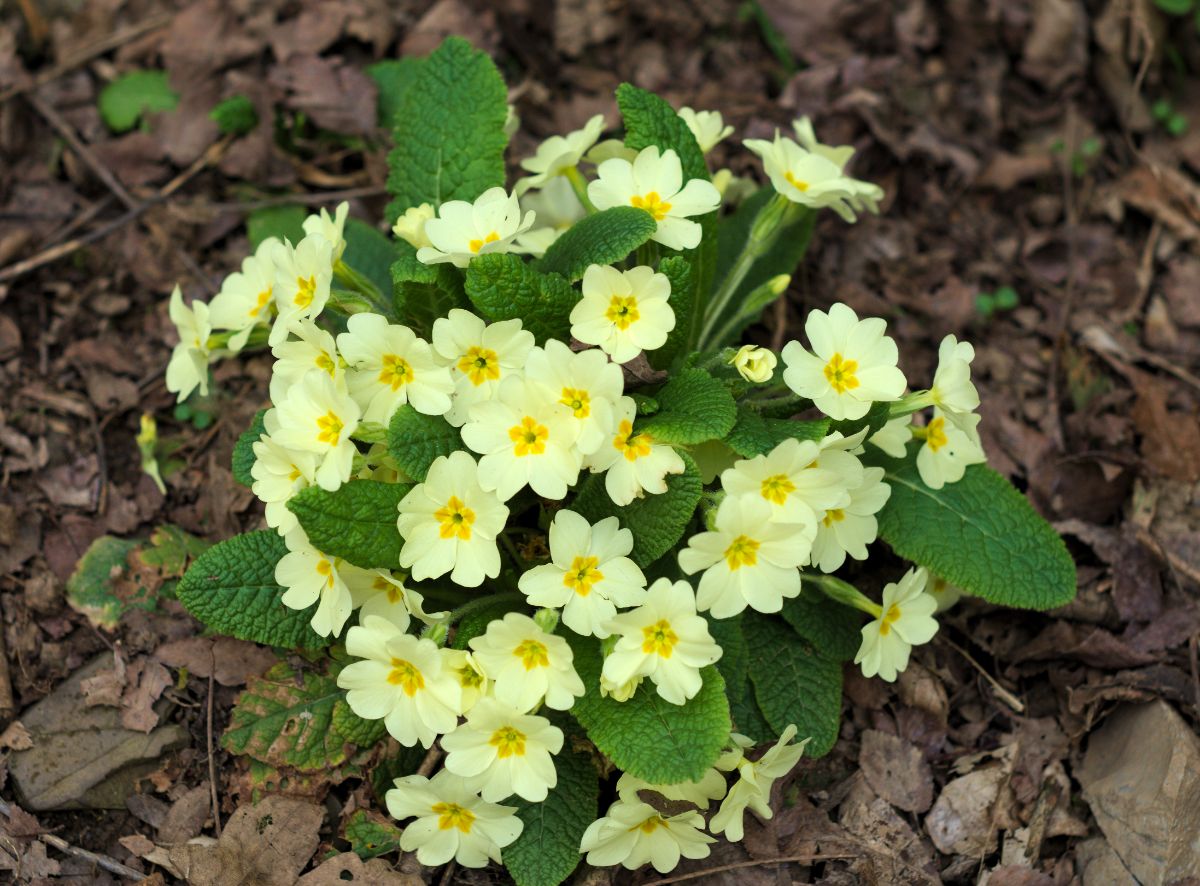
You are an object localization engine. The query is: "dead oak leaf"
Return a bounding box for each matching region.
[269,55,377,136]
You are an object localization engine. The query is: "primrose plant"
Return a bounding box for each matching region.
[167,37,1075,884]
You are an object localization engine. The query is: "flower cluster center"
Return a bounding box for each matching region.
[605,295,640,330]
[386,658,425,696]
[560,386,591,418]
[760,473,796,505]
[641,619,679,658]
[379,354,415,390]
[458,346,500,386]
[514,639,550,670]
[316,410,344,446]
[435,495,475,540]
[563,555,604,596]
[613,420,651,462]
[432,802,475,833]
[509,416,549,456]
[468,231,500,253]
[823,352,860,393]
[723,534,761,570]
[489,725,527,758]
[630,191,672,221]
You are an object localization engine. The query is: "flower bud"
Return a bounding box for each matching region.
[731,345,777,383]
[599,673,642,702]
[422,620,449,647]
[392,203,435,250]
[533,607,560,634]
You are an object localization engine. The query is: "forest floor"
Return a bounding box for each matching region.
[1,0,1200,884]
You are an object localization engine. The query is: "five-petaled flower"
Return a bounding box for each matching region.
[854,566,939,682]
[469,612,585,712]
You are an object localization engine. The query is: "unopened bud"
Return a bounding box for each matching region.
[533,607,560,634]
[731,345,778,384]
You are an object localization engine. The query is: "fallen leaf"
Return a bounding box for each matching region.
[925,766,1011,856]
[121,658,172,733]
[154,636,276,687]
[298,852,422,885]
[859,729,934,814]
[0,721,33,751]
[1020,0,1088,90]
[270,55,377,136]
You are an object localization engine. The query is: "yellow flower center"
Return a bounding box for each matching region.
[784,171,810,192]
[435,495,475,540]
[605,295,640,330]
[878,603,902,636]
[760,473,796,505]
[823,353,860,394]
[925,416,948,452]
[294,275,317,308]
[379,353,415,391]
[723,535,760,570]
[468,231,501,254]
[563,556,604,596]
[386,658,425,696]
[636,815,666,834]
[612,420,652,462]
[432,802,475,833]
[458,346,500,386]
[249,288,272,317]
[822,508,845,527]
[630,191,672,221]
[315,557,335,588]
[457,665,484,690]
[489,725,527,759]
[315,351,336,375]
[509,416,549,457]
[560,387,591,419]
[316,411,344,446]
[513,639,549,670]
[641,619,678,658]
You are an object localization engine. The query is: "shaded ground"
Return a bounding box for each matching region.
[1,0,1200,883]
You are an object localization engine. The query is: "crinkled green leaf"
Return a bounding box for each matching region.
[637,369,736,445]
[390,241,467,338]
[332,698,388,748]
[568,632,730,784]
[724,409,828,458]
[223,662,348,770]
[345,810,405,860]
[177,531,326,649]
[385,37,508,222]
[648,255,693,370]
[66,536,149,629]
[464,253,575,343]
[572,452,703,567]
[342,218,400,302]
[869,453,1077,610]
[781,589,863,662]
[366,57,422,129]
[535,207,656,282]
[385,405,463,482]
[287,480,409,570]
[708,615,772,741]
[232,409,269,488]
[98,70,178,132]
[504,714,598,886]
[247,205,306,250]
[743,613,842,757]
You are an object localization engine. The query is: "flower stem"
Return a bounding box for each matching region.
[890,390,935,419]
[563,167,598,214]
[806,574,882,618]
[333,260,392,317]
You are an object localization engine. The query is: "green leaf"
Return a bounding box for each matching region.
[1154,0,1194,14]
[370,744,430,805]
[568,633,730,784]
[724,409,828,458]
[707,615,773,741]
[232,409,269,488]
[385,37,508,222]
[504,716,598,886]
[66,536,151,629]
[743,613,842,757]
[287,480,409,570]
[343,219,400,301]
[781,590,862,662]
[345,810,405,860]
[637,369,736,445]
[386,406,463,482]
[869,454,1077,610]
[223,662,347,770]
[209,94,258,135]
[464,253,575,343]
[451,596,529,649]
[572,452,703,567]
[332,698,388,748]
[366,58,422,129]
[247,205,306,250]
[647,256,693,370]
[177,531,327,649]
[535,207,656,282]
[828,400,892,441]
[98,70,179,132]
[391,241,466,339]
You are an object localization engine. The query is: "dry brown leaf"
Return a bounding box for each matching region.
[0,720,33,751]
[298,853,422,885]
[859,729,934,814]
[154,636,276,687]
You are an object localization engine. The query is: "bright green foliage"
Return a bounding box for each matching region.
[391,241,466,338]
[385,37,509,222]
[638,369,737,445]
[247,205,306,250]
[223,662,348,770]
[345,810,405,860]
[464,253,576,343]
[99,70,179,132]
[366,57,422,128]
[66,536,147,629]
[743,613,842,756]
[572,453,703,567]
[232,409,268,487]
[209,94,258,135]
[781,590,863,662]
[708,616,772,741]
[287,480,408,570]
[505,718,599,886]
[872,455,1076,610]
[724,408,828,458]
[535,207,657,282]
[648,256,693,370]
[342,219,400,301]
[569,633,730,784]
[332,698,388,748]
[386,406,463,482]
[177,531,326,649]
[137,524,210,582]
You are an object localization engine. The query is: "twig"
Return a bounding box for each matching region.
[0,609,14,723]
[416,744,443,778]
[27,92,138,210]
[0,13,174,103]
[941,636,1025,713]
[437,859,457,886]
[206,656,222,837]
[644,853,857,885]
[0,798,144,880]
